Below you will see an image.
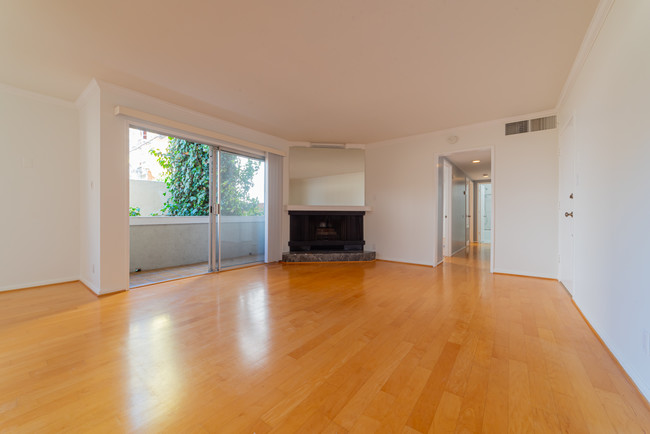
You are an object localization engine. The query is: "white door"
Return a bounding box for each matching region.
[443,160,452,257]
[478,183,492,244]
[559,118,576,295]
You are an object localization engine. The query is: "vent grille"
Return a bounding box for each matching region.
[505,115,557,136]
[531,115,557,132]
[505,120,529,136]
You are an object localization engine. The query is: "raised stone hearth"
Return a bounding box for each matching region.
[282,250,376,263]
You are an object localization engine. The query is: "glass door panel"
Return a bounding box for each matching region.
[218,150,266,269]
[128,128,212,287]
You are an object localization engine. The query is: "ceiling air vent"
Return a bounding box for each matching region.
[505,120,529,136]
[530,115,557,132]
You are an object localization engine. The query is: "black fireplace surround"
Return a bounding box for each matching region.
[288,211,365,252]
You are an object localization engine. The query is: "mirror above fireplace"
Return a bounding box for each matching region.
[289,147,365,206]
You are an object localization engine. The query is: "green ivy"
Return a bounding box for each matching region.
[220,151,263,216]
[150,138,263,217]
[129,206,141,217]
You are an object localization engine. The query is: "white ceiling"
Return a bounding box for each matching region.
[445,149,492,181]
[0,0,598,143]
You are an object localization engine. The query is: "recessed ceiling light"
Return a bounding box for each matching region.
[472,160,480,163]
[483,174,489,178]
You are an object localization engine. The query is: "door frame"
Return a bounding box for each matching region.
[126,120,267,288]
[443,159,452,257]
[215,149,267,271]
[435,146,495,272]
[558,115,577,296]
[466,178,472,246]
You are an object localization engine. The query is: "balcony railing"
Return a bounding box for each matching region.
[129,216,264,272]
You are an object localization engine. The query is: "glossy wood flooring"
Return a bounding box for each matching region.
[1,245,649,432]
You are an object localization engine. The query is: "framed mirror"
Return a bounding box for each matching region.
[289,147,365,206]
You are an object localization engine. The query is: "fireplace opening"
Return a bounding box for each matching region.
[289,211,365,252]
[315,220,338,240]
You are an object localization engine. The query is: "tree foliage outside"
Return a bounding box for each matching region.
[219,151,263,216]
[150,138,263,217]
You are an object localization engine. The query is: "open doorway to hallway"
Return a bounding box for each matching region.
[437,148,493,270]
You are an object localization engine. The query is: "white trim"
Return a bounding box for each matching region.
[286,205,372,212]
[451,246,466,256]
[579,305,650,401]
[443,159,453,257]
[492,268,557,280]
[490,146,495,273]
[556,0,616,110]
[0,276,80,293]
[80,277,101,295]
[99,79,289,150]
[75,79,100,109]
[372,109,557,148]
[0,82,76,109]
[123,116,131,291]
[375,255,433,267]
[115,105,287,157]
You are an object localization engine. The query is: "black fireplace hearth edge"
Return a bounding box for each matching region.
[281,251,376,263]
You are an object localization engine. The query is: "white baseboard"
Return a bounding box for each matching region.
[451,246,466,256]
[375,255,433,267]
[80,278,101,295]
[0,276,80,293]
[574,300,650,403]
[492,267,557,280]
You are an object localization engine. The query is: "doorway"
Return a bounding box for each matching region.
[442,160,452,257]
[436,148,493,270]
[128,126,266,288]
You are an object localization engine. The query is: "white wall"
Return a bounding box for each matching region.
[0,85,80,292]
[129,180,167,216]
[365,115,558,278]
[91,80,289,294]
[495,131,558,276]
[78,81,101,293]
[558,0,650,400]
[289,172,364,206]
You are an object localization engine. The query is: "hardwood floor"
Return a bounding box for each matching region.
[1,245,648,432]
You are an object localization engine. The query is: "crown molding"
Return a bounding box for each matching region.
[0,82,76,109]
[556,0,616,110]
[75,79,100,109]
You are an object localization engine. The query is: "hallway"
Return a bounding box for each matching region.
[0,245,648,432]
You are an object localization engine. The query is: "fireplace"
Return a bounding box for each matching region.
[288,211,365,252]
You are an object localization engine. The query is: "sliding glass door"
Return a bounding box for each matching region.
[211,149,266,270]
[128,125,265,287]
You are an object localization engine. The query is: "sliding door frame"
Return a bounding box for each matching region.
[127,120,267,286]
[214,148,266,271]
